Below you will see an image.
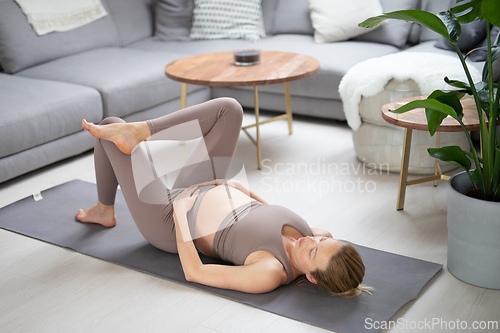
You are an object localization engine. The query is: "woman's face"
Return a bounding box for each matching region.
[294,236,344,276]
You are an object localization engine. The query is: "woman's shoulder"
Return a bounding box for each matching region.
[244,251,289,284]
[245,249,281,265]
[245,250,286,270]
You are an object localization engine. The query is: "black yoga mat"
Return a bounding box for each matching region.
[0,180,442,333]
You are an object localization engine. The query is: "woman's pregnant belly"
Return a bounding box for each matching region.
[194,185,255,256]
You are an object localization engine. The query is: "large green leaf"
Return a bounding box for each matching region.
[477,85,497,115]
[481,0,500,27]
[452,0,483,24]
[452,0,479,14]
[428,90,465,119]
[390,99,458,119]
[444,77,483,95]
[438,11,461,43]
[425,109,448,136]
[425,90,465,135]
[428,146,472,171]
[359,10,460,43]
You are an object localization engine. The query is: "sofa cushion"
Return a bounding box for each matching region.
[212,87,346,119]
[467,25,500,62]
[261,0,279,36]
[0,0,120,74]
[272,0,313,35]
[0,130,95,183]
[104,0,154,46]
[154,0,195,41]
[152,0,309,40]
[189,0,261,42]
[129,34,399,100]
[308,0,383,43]
[128,35,256,54]
[0,74,102,158]
[435,19,487,53]
[17,47,204,118]
[354,0,419,48]
[407,23,421,45]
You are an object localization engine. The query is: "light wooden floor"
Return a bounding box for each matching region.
[0,111,498,333]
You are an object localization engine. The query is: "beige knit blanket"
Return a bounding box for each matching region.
[14,0,108,36]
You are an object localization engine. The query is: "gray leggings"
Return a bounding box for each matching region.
[94,98,244,253]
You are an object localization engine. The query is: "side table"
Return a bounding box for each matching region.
[382,96,481,210]
[165,51,320,169]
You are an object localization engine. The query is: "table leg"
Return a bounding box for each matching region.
[254,86,262,170]
[284,82,293,135]
[434,132,441,187]
[397,128,413,211]
[181,83,187,109]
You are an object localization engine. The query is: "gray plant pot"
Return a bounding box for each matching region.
[447,171,500,289]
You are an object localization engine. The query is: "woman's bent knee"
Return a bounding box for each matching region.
[219,97,243,121]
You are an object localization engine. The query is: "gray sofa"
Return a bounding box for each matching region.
[0,0,475,183]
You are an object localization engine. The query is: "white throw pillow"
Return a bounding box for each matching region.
[190,0,262,42]
[308,0,384,43]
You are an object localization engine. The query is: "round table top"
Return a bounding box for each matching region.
[164,51,320,87]
[381,95,482,132]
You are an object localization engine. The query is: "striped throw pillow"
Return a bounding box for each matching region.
[189,0,261,42]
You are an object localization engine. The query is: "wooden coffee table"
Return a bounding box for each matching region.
[164,51,320,169]
[382,96,482,210]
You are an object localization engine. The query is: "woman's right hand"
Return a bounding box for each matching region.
[173,185,201,215]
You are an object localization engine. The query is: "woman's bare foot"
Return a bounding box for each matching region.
[75,202,117,227]
[82,119,150,154]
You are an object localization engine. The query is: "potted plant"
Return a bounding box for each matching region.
[360,0,500,289]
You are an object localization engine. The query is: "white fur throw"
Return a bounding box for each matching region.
[339,52,482,131]
[14,0,108,36]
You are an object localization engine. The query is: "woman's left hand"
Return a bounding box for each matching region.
[173,185,200,215]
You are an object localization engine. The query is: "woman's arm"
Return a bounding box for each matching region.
[173,186,281,293]
[246,189,268,205]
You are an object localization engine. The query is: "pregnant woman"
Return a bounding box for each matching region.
[76,98,370,296]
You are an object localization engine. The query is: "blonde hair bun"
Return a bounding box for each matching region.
[334,284,374,298]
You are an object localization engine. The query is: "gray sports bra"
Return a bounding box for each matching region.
[184,185,313,284]
[213,202,313,284]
